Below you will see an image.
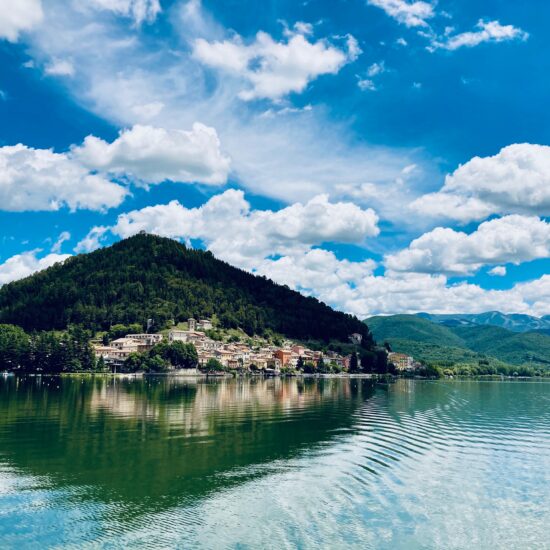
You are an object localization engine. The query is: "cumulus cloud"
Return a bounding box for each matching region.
[367,61,386,77]
[0,144,127,212]
[431,20,528,51]
[44,58,74,76]
[51,231,71,253]
[412,144,550,222]
[385,215,550,275]
[74,226,109,253]
[193,27,360,101]
[20,0,422,210]
[0,0,43,42]
[357,78,376,91]
[85,0,161,25]
[488,266,506,277]
[346,273,550,318]
[0,251,70,286]
[107,190,379,268]
[256,249,377,294]
[73,123,231,185]
[367,0,435,28]
[357,61,386,91]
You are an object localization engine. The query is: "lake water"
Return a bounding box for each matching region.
[0,376,548,549]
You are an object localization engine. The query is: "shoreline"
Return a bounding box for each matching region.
[3,371,548,381]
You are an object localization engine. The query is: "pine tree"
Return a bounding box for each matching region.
[349,352,359,373]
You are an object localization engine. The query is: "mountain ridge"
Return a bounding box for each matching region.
[416,311,550,333]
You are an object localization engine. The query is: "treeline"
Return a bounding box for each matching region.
[295,350,391,375]
[122,341,198,373]
[0,234,375,347]
[426,361,547,378]
[0,324,95,373]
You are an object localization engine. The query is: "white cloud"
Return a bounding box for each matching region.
[0,251,70,286]
[84,0,161,25]
[51,231,71,253]
[256,249,377,293]
[73,123,230,185]
[357,78,376,91]
[130,101,164,121]
[367,0,435,28]
[431,20,528,51]
[44,58,74,76]
[346,272,550,318]
[21,0,428,213]
[357,61,386,91]
[193,27,360,101]
[0,0,43,42]
[292,22,314,36]
[109,190,379,269]
[489,266,506,277]
[412,144,550,222]
[367,61,385,77]
[259,104,313,118]
[0,144,127,212]
[75,226,109,253]
[385,215,550,275]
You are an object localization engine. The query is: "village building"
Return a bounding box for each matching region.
[198,319,213,331]
[126,333,163,346]
[275,349,292,367]
[111,338,144,353]
[95,323,346,374]
[388,352,415,371]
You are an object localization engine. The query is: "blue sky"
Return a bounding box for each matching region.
[0,0,549,317]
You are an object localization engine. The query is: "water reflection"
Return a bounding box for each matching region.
[0,377,374,517]
[1,378,549,549]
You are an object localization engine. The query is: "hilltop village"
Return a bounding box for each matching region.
[93,317,419,375]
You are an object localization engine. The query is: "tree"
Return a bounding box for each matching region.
[302,361,316,374]
[145,355,169,373]
[349,352,359,373]
[330,361,342,373]
[317,356,328,374]
[124,352,145,373]
[203,358,224,373]
[360,351,375,374]
[150,341,198,369]
[296,356,304,371]
[96,356,106,372]
[0,324,30,370]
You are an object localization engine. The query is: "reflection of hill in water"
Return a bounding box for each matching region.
[0,377,374,520]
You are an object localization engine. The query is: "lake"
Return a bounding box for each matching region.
[0,376,548,549]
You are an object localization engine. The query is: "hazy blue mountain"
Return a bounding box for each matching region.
[417,311,550,333]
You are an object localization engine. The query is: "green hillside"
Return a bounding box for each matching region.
[365,314,550,371]
[366,315,465,347]
[451,326,550,367]
[386,339,509,369]
[0,234,374,347]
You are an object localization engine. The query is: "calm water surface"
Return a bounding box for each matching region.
[0,376,548,549]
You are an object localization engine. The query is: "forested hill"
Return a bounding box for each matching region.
[0,234,373,346]
[366,314,550,369]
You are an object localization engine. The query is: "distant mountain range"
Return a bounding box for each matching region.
[364,314,550,369]
[416,311,550,334]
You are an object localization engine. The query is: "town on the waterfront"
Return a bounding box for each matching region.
[92,317,418,376]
